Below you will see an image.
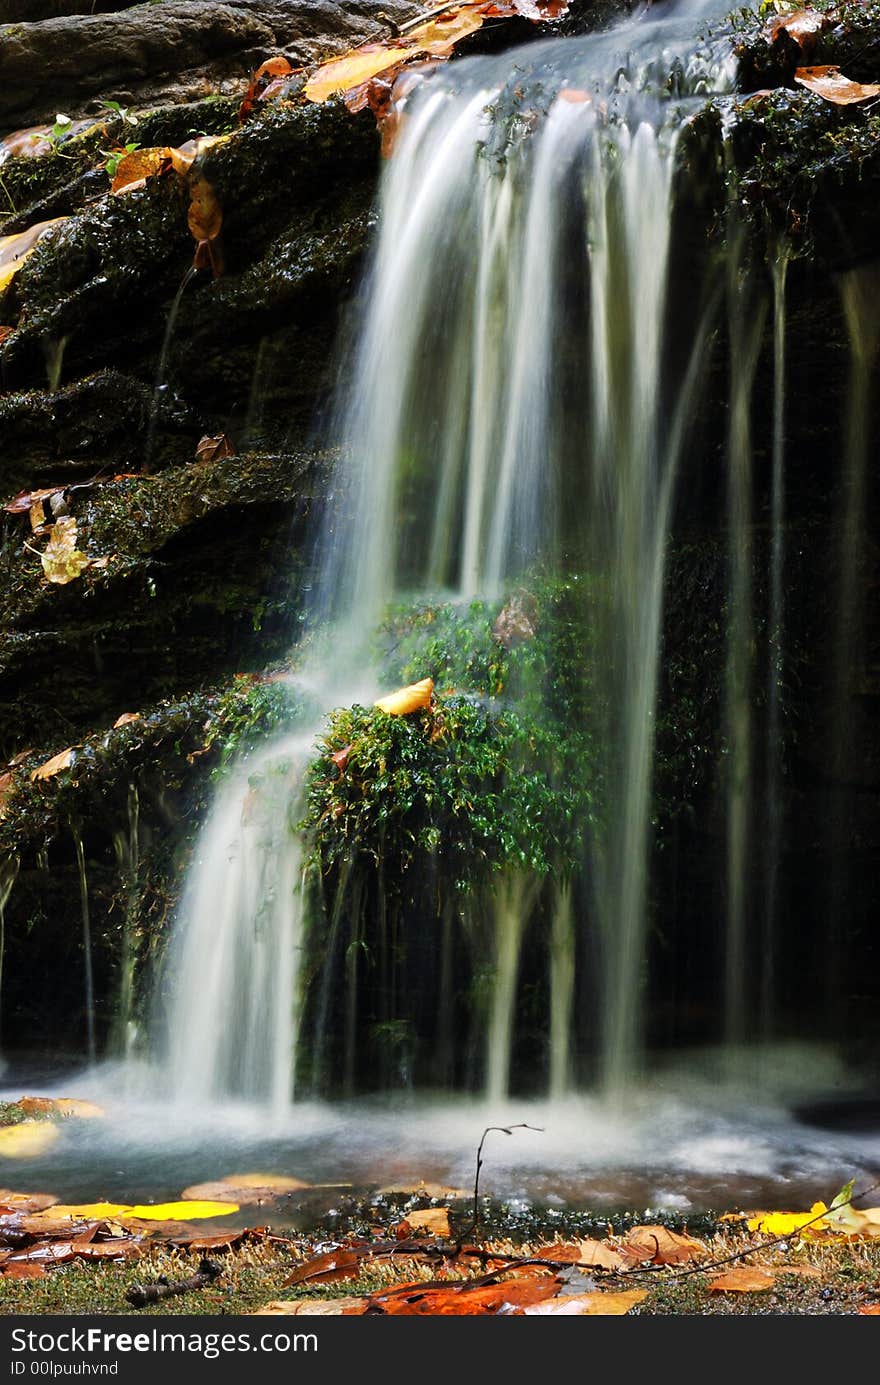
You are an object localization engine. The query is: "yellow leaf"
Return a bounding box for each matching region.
[125,1201,239,1221]
[0,1122,60,1159]
[746,1204,828,1235]
[523,1289,647,1315]
[374,677,434,716]
[30,747,75,782]
[0,218,67,295]
[51,1098,104,1120]
[27,1202,129,1223]
[39,516,91,585]
[304,44,416,104]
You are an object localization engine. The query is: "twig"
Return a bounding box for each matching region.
[456,1123,544,1248]
[125,1257,222,1308]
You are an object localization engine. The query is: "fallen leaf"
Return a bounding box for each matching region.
[374,677,434,716]
[859,1303,880,1315]
[111,147,170,195]
[377,1181,467,1198]
[284,1249,362,1287]
[0,771,15,819]
[182,1174,310,1205]
[240,56,296,121]
[0,1190,58,1214]
[404,1208,450,1237]
[194,434,236,465]
[746,1204,828,1236]
[170,1229,250,1251]
[574,1238,627,1271]
[368,1276,560,1315]
[0,219,68,295]
[124,1201,239,1223]
[74,1238,143,1261]
[113,713,140,729]
[621,1224,706,1266]
[24,1203,129,1225]
[0,325,14,344]
[39,516,91,585]
[522,1289,647,1315]
[0,1123,60,1159]
[0,119,97,164]
[30,748,75,782]
[766,8,830,55]
[304,42,422,104]
[709,1266,776,1293]
[3,487,65,516]
[1,1262,47,1279]
[794,66,880,104]
[493,592,538,648]
[251,1297,367,1315]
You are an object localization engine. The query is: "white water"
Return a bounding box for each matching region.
[157,0,762,1109]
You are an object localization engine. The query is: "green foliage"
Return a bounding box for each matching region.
[205,673,303,765]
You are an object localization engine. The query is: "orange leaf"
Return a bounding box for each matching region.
[0,219,68,295]
[369,1276,559,1315]
[110,147,171,195]
[709,1266,776,1293]
[794,66,880,104]
[0,325,14,344]
[374,677,434,716]
[522,1289,647,1315]
[187,178,222,245]
[858,1303,880,1315]
[240,56,296,121]
[2,1262,47,1279]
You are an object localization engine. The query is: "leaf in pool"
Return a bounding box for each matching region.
[794,66,880,104]
[0,1122,60,1159]
[521,1289,647,1315]
[25,1203,129,1225]
[0,219,68,295]
[124,1201,240,1222]
[29,747,76,782]
[374,678,434,716]
[620,1225,706,1266]
[181,1173,310,1205]
[708,1267,776,1293]
[15,1097,103,1121]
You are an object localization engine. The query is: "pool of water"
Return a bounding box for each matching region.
[2,1044,878,1225]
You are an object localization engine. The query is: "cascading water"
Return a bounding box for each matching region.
[156,0,830,1110]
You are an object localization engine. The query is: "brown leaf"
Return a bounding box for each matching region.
[493,591,538,648]
[74,1238,142,1261]
[522,1289,647,1315]
[0,119,97,163]
[4,486,65,516]
[794,66,880,104]
[0,771,15,821]
[29,747,75,782]
[709,1266,776,1293]
[170,1229,249,1252]
[113,712,140,729]
[0,325,14,345]
[182,1175,312,1205]
[331,744,352,776]
[1,1261,47,1279]
[0,1190,58,1214]
[194,434,236,465]
[188,178,222,245]
[283,1249,363,1287]
[858,1303,880,1315]
[621,1225,706,1266]
[405,1208,450,1238]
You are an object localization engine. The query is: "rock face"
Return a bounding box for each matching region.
[0,1,422,126]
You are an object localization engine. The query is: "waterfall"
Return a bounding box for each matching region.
[72,827,96,1066]
[157,0,761,1108]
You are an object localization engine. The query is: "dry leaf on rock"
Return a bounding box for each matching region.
[522,1289,647,1315]
[368,1276,560,1315]
[794,66,880,104]
[240,57,296,121]
[621,1224,706,1266]
[30,748,75,782]
[709,1266,776,1293]
[39,516,91,585]
[0,219,68,295]
[111,147,171,195]
[194,434,236,464]
[0,1190,58,1214]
